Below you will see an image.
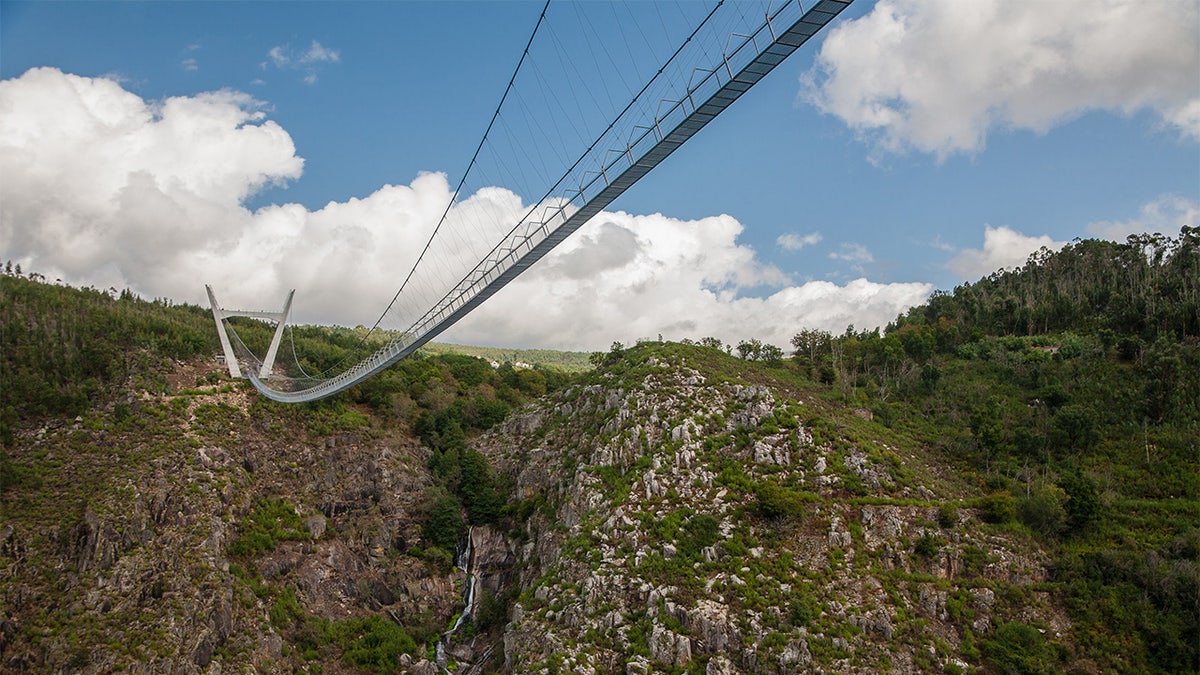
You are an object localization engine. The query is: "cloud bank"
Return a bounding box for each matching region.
[803,0,1200,159]
[0,68,932,351]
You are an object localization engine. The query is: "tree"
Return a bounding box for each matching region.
[736,338,763,360]
[894,323,935,363]
[760,344,784,365]
[735,339,784,363]
[1143,337,1183,422]
[919,363,941,391]
[1059,470,1100,532]
[791,329,831,365]
[981,621,1058,674]
[425,493,464,552]
[1017,485,1068,538]
[1050,404,1097,452]
[969,398,1005,462]
[459,449,503,525]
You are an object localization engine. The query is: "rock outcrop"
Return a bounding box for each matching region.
[478,348,1066,673]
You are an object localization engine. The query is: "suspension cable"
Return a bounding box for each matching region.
[285,1,552,383]
[368,0,552,340]
[287,325,317,381]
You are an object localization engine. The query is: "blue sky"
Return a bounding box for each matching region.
[2,0,1198,350]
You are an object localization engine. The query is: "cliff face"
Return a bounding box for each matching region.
[1,345,1068,673]
[1,357,460,672]
[479,347,1066,673]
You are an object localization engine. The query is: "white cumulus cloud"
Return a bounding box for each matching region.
[776,231,822,251]
[803,0,1200,159]
[299,41,341,65]
[1,68,933,351]
[0,67,303,294]
[947,225,1067,279]
[1086,194,1199,241]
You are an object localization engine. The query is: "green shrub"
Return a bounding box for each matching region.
[787,589,820,628]
[980,621,1058,675]
[946,589,974,624]
[961,545,990,577]
[677,513,720,558]
[714,460,754,493]
[937,503,958,529]
[914,533,941,558]
[270,587,305,629]
[228,497,307,556]
[420,545,454,573]
[473,397,511,429]
[475,588,515,632]
[1058,470,1100,531]
[1017,487,1067,538]
[331,615,417,671]
[459,449,503,524]
[755,484,811,520]
[979,492,1016,524]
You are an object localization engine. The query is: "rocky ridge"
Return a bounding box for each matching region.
[479,347,1066,673]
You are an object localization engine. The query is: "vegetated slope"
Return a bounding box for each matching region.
[478,342,1067,674]
[0,276,215,433]
[0,272,563,672]
[0,270,574,436]
[789,228,1200,673]
[473,229,1198,674]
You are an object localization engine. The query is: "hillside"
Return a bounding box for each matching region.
[1,229,1198,674]
[420,343,594,373]
[480,343,1066,673]
[782,228,1200,672]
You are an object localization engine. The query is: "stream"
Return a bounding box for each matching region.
[436,526,479,673]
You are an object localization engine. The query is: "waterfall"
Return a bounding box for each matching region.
[437,526,477,672]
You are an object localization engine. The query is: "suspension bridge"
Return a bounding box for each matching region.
[210,0,852,403]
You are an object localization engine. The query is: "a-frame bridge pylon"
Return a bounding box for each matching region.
[205,285,294,380]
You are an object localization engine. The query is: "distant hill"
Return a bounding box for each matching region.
[421,341,593,372]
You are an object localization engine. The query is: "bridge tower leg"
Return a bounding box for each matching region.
[206,285,242,378]
[205,285,295,380]
[259,289,294,380]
